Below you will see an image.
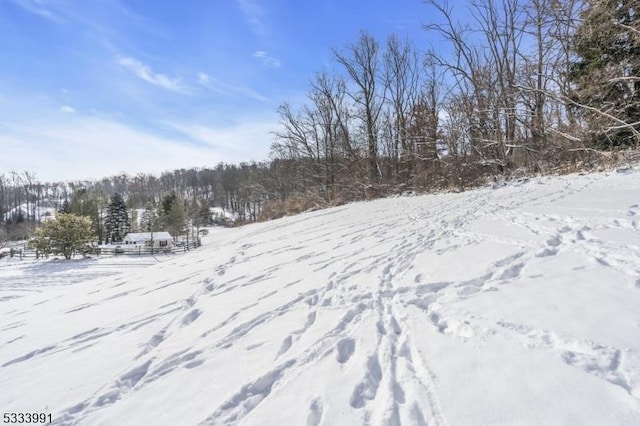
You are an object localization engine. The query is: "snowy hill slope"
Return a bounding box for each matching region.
[2,170,640,425]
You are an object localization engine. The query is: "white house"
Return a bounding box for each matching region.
[123,232,173,249]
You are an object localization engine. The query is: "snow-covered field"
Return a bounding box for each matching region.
[2,170,640,425]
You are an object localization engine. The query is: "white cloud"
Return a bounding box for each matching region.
[196,71,269,102]
[166,119,276,159]
[9,0,63,22]
[0,112,276,182]
[118,56,185,92]
[236,0,267,37]
[197,72,210,84]
[253,51,281,68]
[60,105,75,113]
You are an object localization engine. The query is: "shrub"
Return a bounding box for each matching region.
[32,213,95,260]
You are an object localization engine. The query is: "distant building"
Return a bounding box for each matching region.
[123,232,173,248]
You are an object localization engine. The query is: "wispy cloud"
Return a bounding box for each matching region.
[253,51,281,68]
[197,72,210,84]
[0,114,269,181]
[118,56,185,92]
[197,71,269,102]
[9,0,64,22]
[0,94,276,181]
[236,0,267,37]
[385,18,420,31]
[60,105,75,113]
[166,119,276,159]
[10,0,153,47]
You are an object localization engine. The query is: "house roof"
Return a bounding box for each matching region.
[124,232,173,242]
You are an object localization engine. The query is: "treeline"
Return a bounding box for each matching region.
[1,0,638,241]
[0,163,283,241]
[269,0,639,208]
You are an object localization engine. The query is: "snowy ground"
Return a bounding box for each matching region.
[1,170,640,426]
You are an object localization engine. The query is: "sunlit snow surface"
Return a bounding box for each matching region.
[2,170,640,425]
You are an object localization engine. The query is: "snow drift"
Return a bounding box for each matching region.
[1,170,640,425]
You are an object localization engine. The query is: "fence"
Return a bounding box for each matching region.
[1,248,38,259]
[94,239,201,257]
[1,238,201,259]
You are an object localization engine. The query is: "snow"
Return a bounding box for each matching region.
[3,203,57,223]
[124,232,173,243]
[2,170,640,425]
[210,207,238,224]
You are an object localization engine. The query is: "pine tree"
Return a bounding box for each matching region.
[569,0,640,147]
[104,193,130,243]
[159,192,185,238]
[130,209,139,233]
[196,202,211,227]
[140,203,159,232]
[160,192,178,217]
[69,189,101,242]
[165,199,186,238]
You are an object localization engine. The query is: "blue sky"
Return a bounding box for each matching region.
[0,0,431,181]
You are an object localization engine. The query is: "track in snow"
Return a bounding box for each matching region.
[1,170,640,425]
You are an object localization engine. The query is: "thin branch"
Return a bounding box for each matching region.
[548,127,582,142]
[514,84,640,141]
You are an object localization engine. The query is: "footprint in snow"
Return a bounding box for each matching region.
[276,336,293,357]
[429,312,448,333]
[181,309,201,326]
[390,316,402,334]
[307,399,323,426]
[118,360,152,390]
[350,355,382,408]
[336,338,355,364]
[498,263,524,280]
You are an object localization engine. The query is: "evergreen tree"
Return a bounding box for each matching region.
[93,191,108,244]
[183,199,211,243]
[104,193,130,243]
[185,199,210,228]
[69,189,89,216]
[160,192,178,217]
[196,202,212,227]
[166,199,186,238]
[58,199,71,214]
[0,227,7,249]
[159,192,185,238]
[32,213,95,259]
[569,0,640,147]
[140,203,159,232]
[69,189,101,242]
[130,209,139,233]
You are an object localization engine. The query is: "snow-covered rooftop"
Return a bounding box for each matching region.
[123,232,172,242]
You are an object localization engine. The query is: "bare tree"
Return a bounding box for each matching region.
[309,72,356,198]
[382,34,423,180]
[424,1,501,169]
[334,31,386,181]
